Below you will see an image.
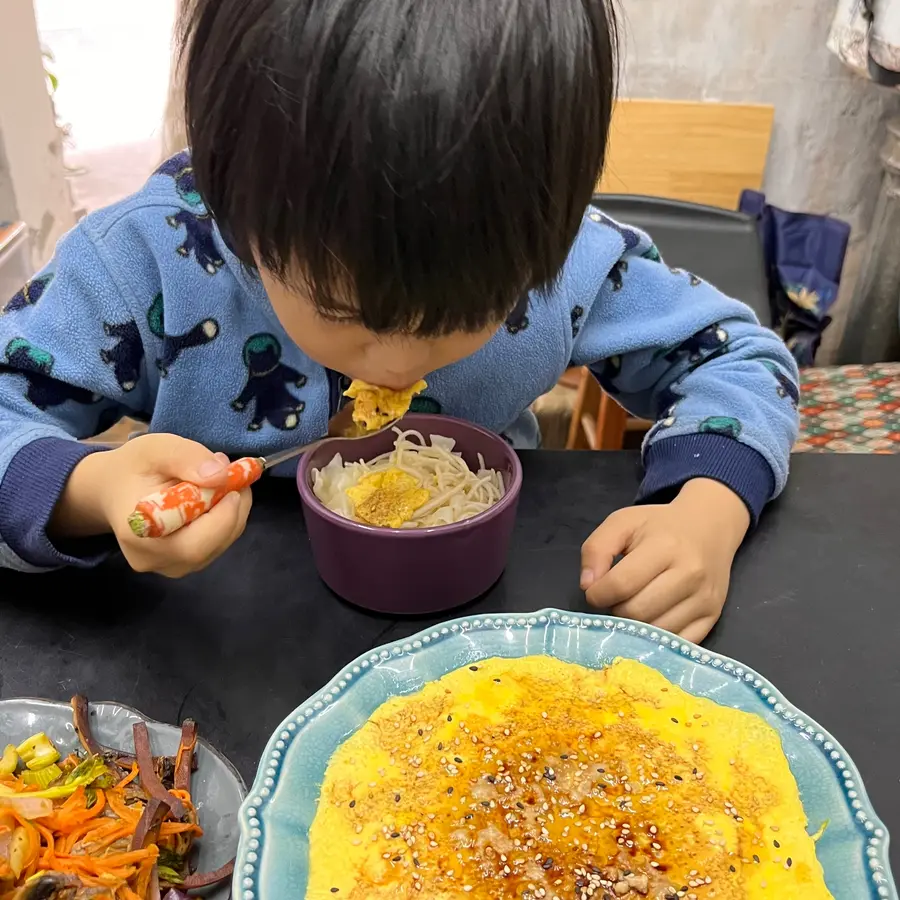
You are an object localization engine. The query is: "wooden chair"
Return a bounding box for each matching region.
[564,99,775,451]
[566,371,632,450]
[598,99,774,209]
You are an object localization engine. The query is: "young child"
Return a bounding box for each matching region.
[0,0,798,642]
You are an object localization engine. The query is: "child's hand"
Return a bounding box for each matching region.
[52,433,253,577]
[580,479,750,643]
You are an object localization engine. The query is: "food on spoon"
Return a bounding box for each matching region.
[343,379,427,432]
[307,657,834,899]
[0,695,233,900]
[312,429,505,528]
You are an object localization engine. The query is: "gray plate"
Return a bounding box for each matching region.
[0,698,246,900]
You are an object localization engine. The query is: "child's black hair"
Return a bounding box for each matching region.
[180,0,618,336]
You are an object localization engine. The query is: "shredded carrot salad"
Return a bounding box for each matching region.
[0,696,233,900]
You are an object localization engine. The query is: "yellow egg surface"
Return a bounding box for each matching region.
[307,657,833,900]
[344,379,427,432]
[345,467,430,527]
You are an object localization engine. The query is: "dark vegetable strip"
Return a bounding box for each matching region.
[72,694,195,772]
[118,752,197,773]
[181,859,235,889]
[72,694,196,772]
[132,797,171,851]
[174,720,197,792]
[71,694,104,756]
[132,722,186,818]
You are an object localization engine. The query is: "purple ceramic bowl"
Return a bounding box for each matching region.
[296,414,522,614]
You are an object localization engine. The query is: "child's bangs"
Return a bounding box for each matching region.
[179,0,620,337]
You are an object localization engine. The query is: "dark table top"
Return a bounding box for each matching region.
[1,451,898,868]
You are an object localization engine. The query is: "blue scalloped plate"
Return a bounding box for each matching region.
[236,611,896,900]
[0,698,246,900]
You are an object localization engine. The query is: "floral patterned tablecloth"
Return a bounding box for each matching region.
[796,363,900,453]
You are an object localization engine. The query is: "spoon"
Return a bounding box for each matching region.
[127,403,400,539]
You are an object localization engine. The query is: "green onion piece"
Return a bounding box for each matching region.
[0,744,18,777]
[91,773,117,789]
[16,734,59,765]
[157,866,185,884]
[15,756,110,799]
[26,747,61,771]
[21,763,62,789]
[63,756,108,786]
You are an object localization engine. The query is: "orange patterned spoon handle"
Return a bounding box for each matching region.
[128,457,265,539]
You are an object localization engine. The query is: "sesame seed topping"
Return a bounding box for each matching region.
[326,667,809,900]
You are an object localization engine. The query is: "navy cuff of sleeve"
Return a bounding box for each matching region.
[0,437,115,569]
[637,434,775,525]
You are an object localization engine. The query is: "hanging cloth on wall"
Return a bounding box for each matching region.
[829,0,900,86]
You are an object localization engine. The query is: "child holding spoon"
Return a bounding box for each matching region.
[0,0,798,641]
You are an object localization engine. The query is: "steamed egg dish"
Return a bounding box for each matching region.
[307,657,833,899]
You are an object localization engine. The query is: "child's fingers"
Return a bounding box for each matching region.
[584,538,671,608]
[219,489,253,557]
[604,569,686,622]
[679,616,718,645]
[133,433,231,486]
[151,490,246,571]
[653,599,709,638]
[179,488,254,573]
[585,549,671,609]
[580,509,641,591]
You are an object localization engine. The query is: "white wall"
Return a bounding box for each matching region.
[0,0,76,270]
[619,0,900,362]
[33,0,178,212]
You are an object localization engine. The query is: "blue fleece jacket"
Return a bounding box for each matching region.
[0,152,799,572]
